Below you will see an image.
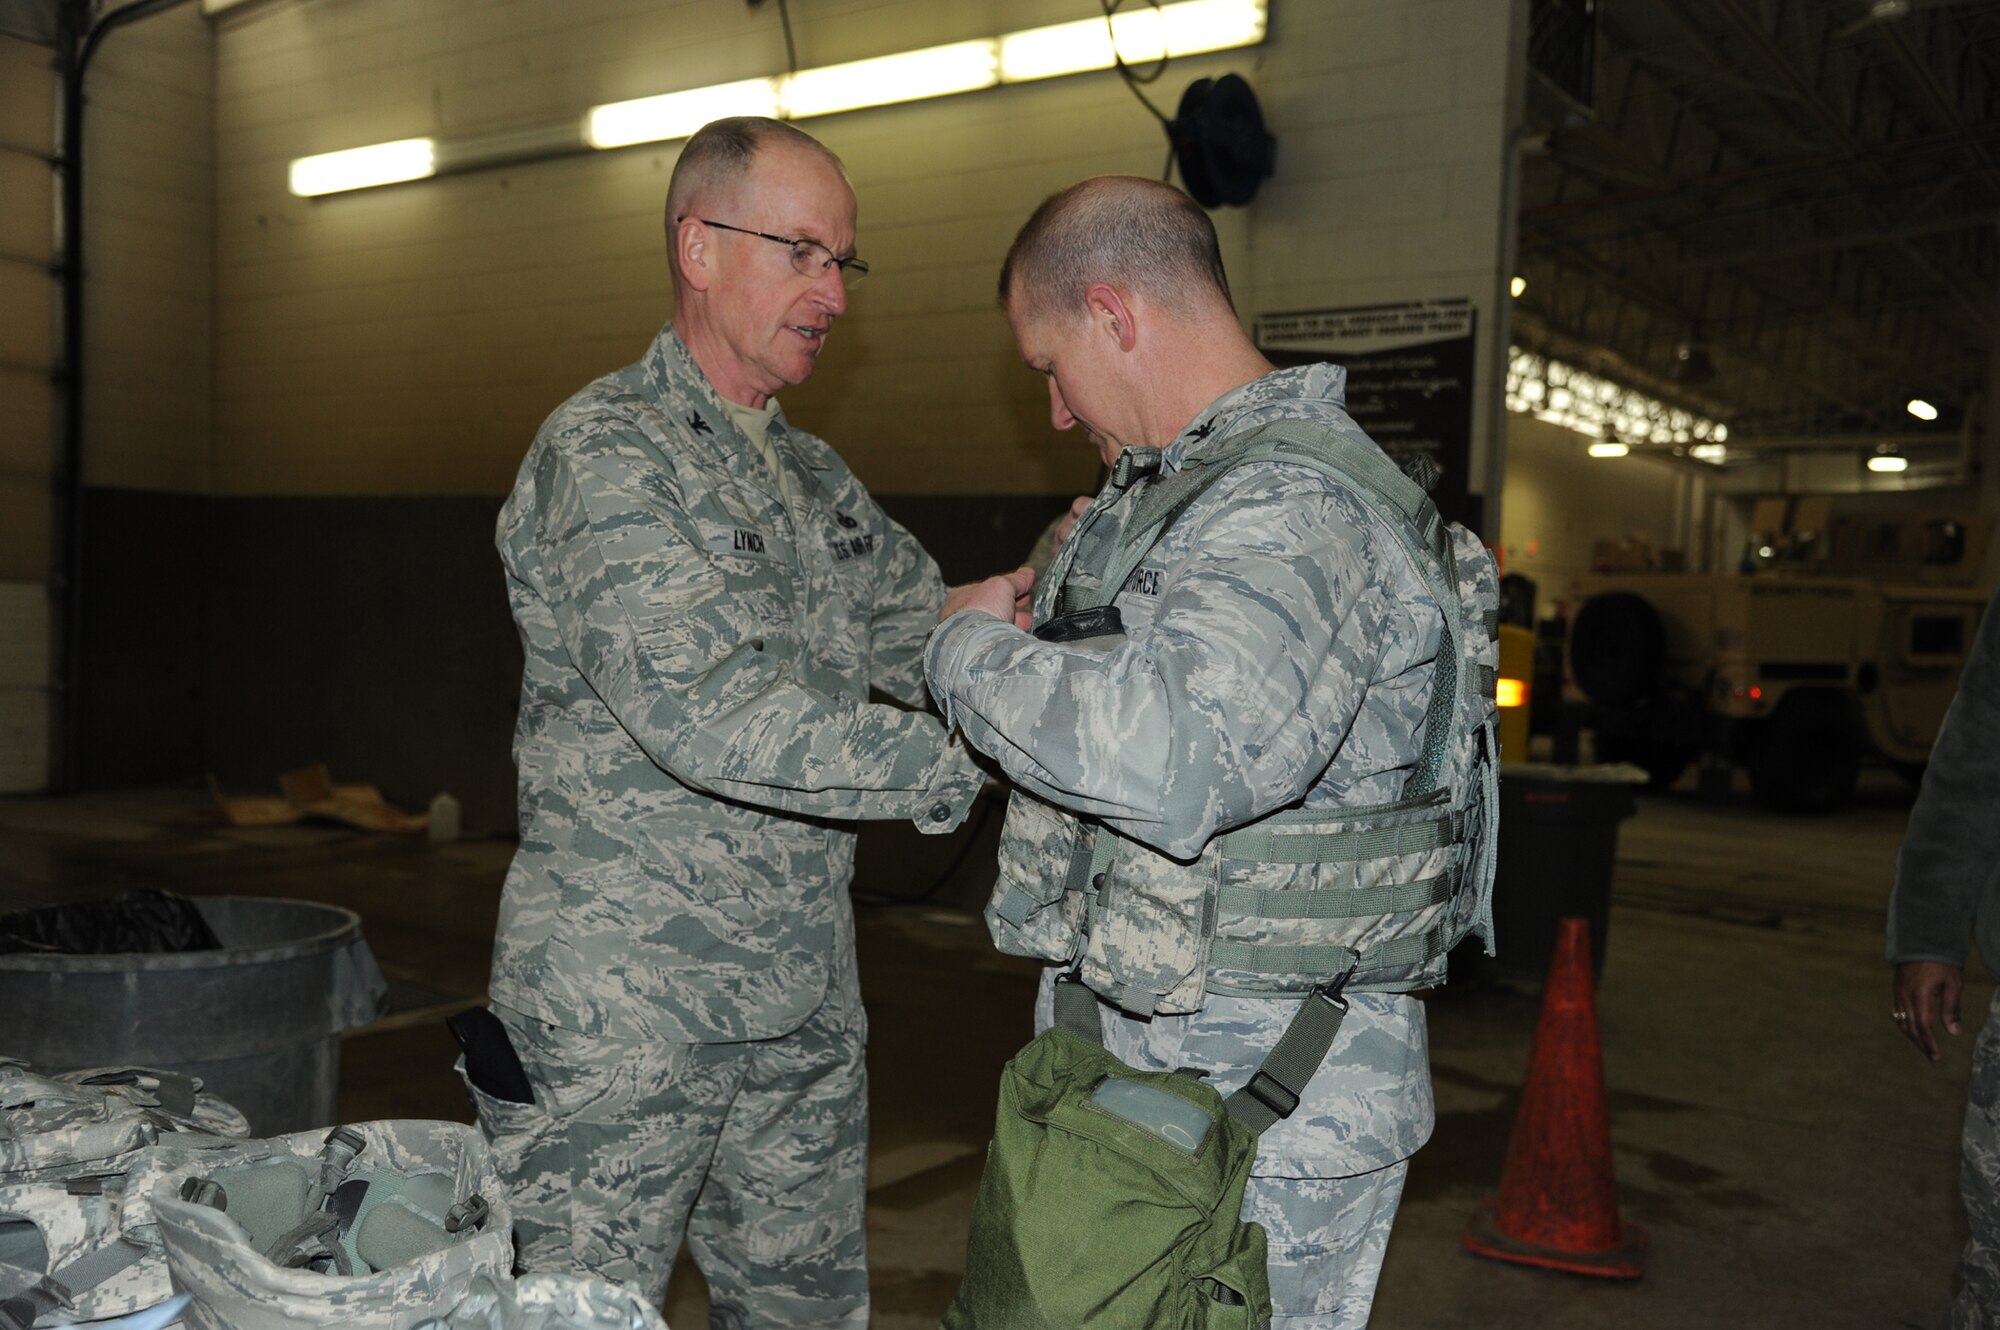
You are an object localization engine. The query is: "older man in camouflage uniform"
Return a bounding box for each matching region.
[928,176,1493,1328]
[1889,585,2000,1330]
[484,117,985,1328]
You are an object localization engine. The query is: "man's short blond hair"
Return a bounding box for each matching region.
[1000,176,1233,321]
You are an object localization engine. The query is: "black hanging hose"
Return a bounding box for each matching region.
[50,0,196,792]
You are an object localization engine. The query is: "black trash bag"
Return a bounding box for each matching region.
[0,889,223,955]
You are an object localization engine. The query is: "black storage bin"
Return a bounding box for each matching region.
[1487,768,1640,985]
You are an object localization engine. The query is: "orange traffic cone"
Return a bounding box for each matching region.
[1462,916,1648,1278]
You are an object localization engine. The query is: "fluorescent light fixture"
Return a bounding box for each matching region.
[587,79,781,149]
[999,0,1265,81]
[1587,441,1630,458]
[294,0,1268,192]
[1509,276,1526,298]
[781,40,998,119]
[596,0,1262,146]
[1153,0,1266,60]
[1690,443,1727,463]
[1868,452,1909,473]
[289,138,435,197]
[1907,398,1939,421]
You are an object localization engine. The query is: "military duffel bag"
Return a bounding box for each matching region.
[148,1119,511,1330]
[0,1057,250,1328]
[941,980,1273,1330]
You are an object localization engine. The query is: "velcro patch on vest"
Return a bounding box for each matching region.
[699,521,778,561]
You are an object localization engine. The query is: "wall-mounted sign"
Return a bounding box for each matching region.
[1255,298,1481,535]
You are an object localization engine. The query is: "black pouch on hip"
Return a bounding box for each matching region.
[447,1007,535,1104]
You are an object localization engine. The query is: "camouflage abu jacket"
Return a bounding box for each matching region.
[493,323,983,1043]
[927,364,1481,1173]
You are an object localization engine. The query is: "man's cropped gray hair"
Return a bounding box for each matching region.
[1000,176,1233,319]
[665,117,846,243]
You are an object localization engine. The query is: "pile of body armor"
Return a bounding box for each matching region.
[0,1058,665,1330]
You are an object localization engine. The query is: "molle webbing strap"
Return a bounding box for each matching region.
[1207,923,1455,985]
[1214,808,1465,865]
[1214,873,1454,921]
[0,1236,153,1330]
[992,812,1114,933]
[47,1237,149,1296]
[1053,976,1105,1043]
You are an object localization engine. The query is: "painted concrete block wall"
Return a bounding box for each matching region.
[0,34,55,792]
[54,0,1530,820]
[0,35,54,584]
[82,0,214,493]
[206,0,1525,506]
[1499,412,1699,612]
[1241,0,1524,509]
[0,582,51,793]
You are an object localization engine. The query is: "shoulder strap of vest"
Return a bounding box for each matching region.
[1075,417,1466,797]
[1238,420,1465,798]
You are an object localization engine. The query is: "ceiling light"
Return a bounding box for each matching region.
[1509,276,1526,298]
[1588,442,1629,458]
[289,139,435,197]
[1907,398,1939,421]
[1868,452,1909,473]
[781,40,999,118]
[587,79,781,150]
[295,1,1269,193]
[1000,0,1265,81]
[1671,335,1715,385]
[1690,443,1726,463]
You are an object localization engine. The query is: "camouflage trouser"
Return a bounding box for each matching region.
[1952,988,2000,1330]
[1245,1163,1407,1330]
[469,1001,869,1330]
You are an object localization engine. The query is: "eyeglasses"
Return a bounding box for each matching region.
[681,217,869,288]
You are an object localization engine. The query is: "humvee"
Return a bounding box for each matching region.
[1566,513,1991,812]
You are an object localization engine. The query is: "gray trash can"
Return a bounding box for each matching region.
[1488,762,1647,985]
[0,896,386,1134]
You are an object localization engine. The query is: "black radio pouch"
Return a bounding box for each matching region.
[446,1007,535,1105]
[1034,605,1124,644]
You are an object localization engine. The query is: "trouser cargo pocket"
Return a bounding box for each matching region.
[454,1052,568,1274]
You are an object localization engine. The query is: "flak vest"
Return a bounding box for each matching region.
[985,417,1501,1127]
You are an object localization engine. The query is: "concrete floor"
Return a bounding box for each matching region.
[0,772,1980,1329]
